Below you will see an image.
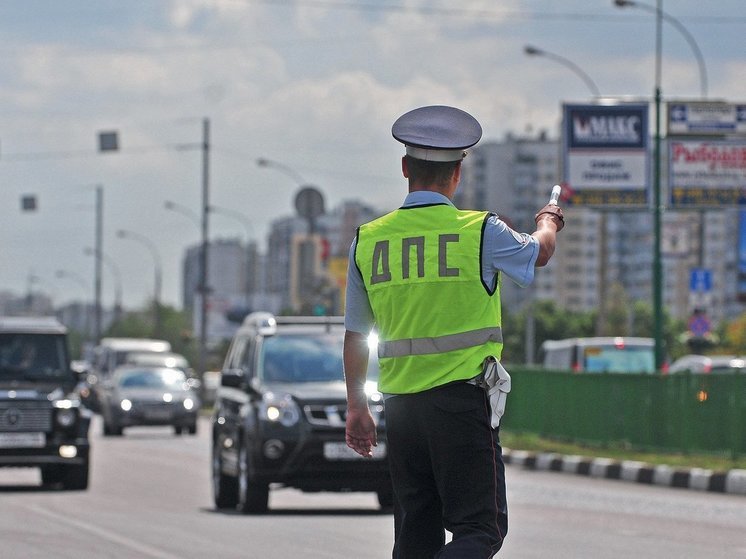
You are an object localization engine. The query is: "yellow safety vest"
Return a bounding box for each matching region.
[355,203,503,394]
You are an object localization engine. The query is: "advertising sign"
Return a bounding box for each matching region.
[668,139,746,207]
[562,103,649,206]
[668,102,746,136]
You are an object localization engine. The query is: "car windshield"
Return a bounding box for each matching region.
[118,368,187,389]
[259,333,379,383]
[582,345,655,373]
[0,333,70,382]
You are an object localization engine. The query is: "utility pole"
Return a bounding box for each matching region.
[199,118,210,377]
[94,185,103,344]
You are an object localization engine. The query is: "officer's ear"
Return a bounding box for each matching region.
[401,156,409,179]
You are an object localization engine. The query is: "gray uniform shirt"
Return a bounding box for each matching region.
[345,191,540,334]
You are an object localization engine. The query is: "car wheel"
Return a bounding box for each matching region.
[174,426,184,435]
[103,420,123,437]
[377,485,395,510]
[60,461,89,490]
[212,440,239,509]
[188,423,197,435]
[237,443,269,514]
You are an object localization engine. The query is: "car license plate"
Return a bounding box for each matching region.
[0,432,46,448]
[144,409,172,420]
[323,441,387,461]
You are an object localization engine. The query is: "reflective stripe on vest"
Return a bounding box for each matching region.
[378,326,503,358]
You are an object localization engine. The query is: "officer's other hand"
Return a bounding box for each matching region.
[346,406,377,458]
[534,204,565,232]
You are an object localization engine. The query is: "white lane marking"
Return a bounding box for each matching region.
[25,504,182,559]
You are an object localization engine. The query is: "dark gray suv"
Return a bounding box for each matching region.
[0,316,91,489]
[212,313,391,513]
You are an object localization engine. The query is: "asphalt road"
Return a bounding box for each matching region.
[1,415,744,558]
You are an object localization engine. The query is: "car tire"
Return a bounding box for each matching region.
[212,440,239,509]
[103,420,123,437]
[174,426,184,435]
[188,423,197,435]
[60,461,89,490]
[237,443,269,514]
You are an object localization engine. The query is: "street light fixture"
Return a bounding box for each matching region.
[256,157,307,186]
[524,45,601,97]
[116,230,162,337]
[164,200,201,228]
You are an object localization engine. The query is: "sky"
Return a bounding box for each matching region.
[1,0,744,310]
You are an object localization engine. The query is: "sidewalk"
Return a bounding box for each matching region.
[503,448,746,496]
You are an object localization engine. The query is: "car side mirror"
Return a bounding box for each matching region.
[220,369,244,388]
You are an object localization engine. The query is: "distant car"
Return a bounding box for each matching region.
[669,355,745,374]
[539,337,657,373]
[212,312,390,514]
[89,337,173,412]
[98,366,200,436]
[0,316,91,490]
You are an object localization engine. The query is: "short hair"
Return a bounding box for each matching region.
[404,155,460,189]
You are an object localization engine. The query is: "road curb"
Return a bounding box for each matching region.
[503,449,746,496]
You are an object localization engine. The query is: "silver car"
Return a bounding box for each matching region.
[668,355,746,374]
[99,366,200,436]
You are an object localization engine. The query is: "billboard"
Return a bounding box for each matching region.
[668,139,746,207]
[562,103,649,206]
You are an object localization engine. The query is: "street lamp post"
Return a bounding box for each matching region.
[523,45,609,354]
[90,185,104,344]
[614,0,709,369]
[115,230,162,337]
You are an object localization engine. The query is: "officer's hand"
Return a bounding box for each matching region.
[535,204,565,232]
[345,406,377,458]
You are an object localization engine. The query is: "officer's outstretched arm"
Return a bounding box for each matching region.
[531,204,564,267]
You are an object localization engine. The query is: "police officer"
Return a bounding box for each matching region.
[344,105,564,558]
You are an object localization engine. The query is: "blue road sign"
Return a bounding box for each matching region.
[689,268,712,293]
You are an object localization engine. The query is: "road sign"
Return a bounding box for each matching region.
[689,268,712,293]
[668,101,746,136]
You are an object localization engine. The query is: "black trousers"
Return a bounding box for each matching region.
[385,382,507,559]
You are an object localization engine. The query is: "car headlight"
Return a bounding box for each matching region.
[260,392,300,427]
[183,398,195,410]
[56,408,77,428]
[120,399,132,412]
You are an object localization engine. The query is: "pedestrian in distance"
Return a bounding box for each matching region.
[343,105,564,558]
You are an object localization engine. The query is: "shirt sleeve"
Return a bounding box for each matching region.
[344,237,375,334]
[482,215,540,288]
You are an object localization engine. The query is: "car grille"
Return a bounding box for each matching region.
[303,404,346,427]
[303,403,384,428]
[0,402,53,432]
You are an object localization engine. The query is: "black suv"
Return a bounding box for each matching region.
[212,313,391,513]
[0,316,91,489]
